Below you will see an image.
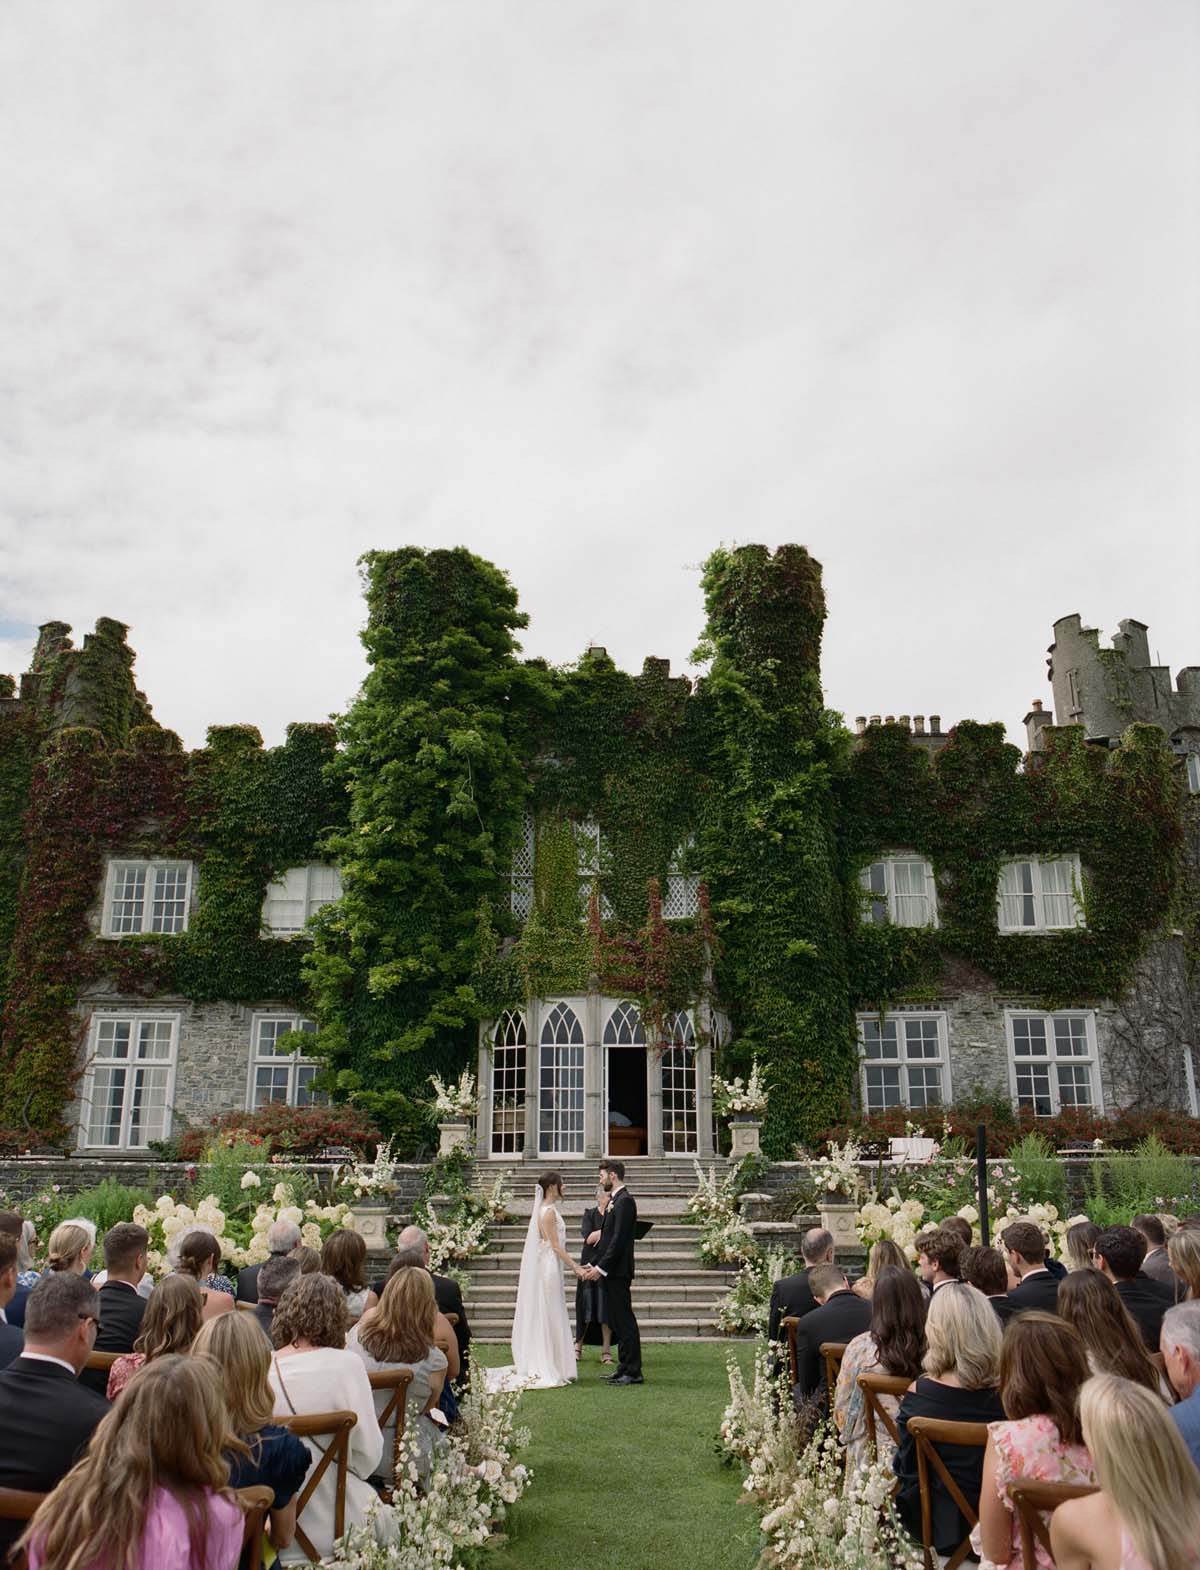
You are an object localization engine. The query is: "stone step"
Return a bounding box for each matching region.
[469,1284,729,1305]
[474,1335,749,1345]
[468,1248,720,1270]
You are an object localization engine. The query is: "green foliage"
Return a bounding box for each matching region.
[190,1138,317,1215]
[1086,1135,1199,1222]
[25,1178,156,1239]
[1005,1133,1068,1210]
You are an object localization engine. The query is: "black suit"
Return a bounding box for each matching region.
[793,1288,872,1405]
[1115,1274,1177,1349]
[79,1278,148,1394]
[0,1357,110,1555]
[594,1186,641,1379]
[767,1269,818,1344]
[987,1294,1019,1326]
[254,1301,277,1341]
[236,1259,272,1304]
[1008,1269,1061,1314]
[0,1320,22,1370]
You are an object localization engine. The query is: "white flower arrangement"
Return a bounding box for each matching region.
[688,1162,757,1267]
[711,1060,768,1118]
[429,1069,479,1121]
[716,1249,797,1336]
[338,1140,398,1203]
[480,1171,514,1222]
[423,1200,491,1277]
[810,1138,864,1201]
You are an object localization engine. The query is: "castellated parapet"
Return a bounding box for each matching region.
[1047,615,1200,748]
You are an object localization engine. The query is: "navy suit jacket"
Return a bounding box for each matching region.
[0,1321,23,1370]
[0,1357,110,1554]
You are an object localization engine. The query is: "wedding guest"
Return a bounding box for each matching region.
[0,1234,24,1369]
[575,1185,613,1361]
[941,1216,974,1249]
[1161,1301,1200,1467]
[19,1354,244,1570]
[916,1227,962,1293]
[236,1219,302,1304]
[254,1254,301,1342]
[1168,1226,1200,1302]
[0,1274,109,1560]
[1003,1222,1061,1313]
[1132,1214,1177,1288]
[108,1273,204,1399]
[175,1229,236,1322]
[321,1229,377,1323]
[975,1312,1097,1569]
[292,1247,321,1275]
[793,1263,871,1408]
[374,1225,471,1382]
[960,1245,1018,1325]
[1057,1269,1167,1397]
[268,1273,383,1563]
[0,1213,33,1329]
[894,1282,1005,1559]
[349,1266,448,1481]
[1065,1222,1101,1274]
[1092,1227,1176,1349]
[1051,1374,1200,1570]
[768,1227,836,1343]
[44,1221,94,1277]
[80,1222,150,1395]
[852,1239,908,1301]
[834,1265,926,1479]
[192,1313,311,1566]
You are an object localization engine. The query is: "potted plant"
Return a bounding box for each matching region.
[712,1061,769,1158]
[429,1069,479,1155]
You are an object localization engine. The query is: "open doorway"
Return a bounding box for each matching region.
[606,1047,648,1155]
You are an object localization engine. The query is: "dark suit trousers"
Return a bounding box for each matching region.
[606,1276,642,1378]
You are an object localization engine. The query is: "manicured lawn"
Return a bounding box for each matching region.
[476,1342,758,1570]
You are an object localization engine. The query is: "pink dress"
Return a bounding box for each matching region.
[30,1486,242,1569]
[107,1350,145,1398]
[985,1415,1097,1570]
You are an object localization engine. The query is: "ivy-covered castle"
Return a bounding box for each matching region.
[0,546,1196,1162]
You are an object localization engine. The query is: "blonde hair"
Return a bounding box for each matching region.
[923,1281,1002,1388]
[18,1355,236,1570]
[1080,1374,1200,1570]
[191,1313,275,1436]
[46,1222,92,1273]
[359,1266,437,1366]
[864,1238,908,1284]
[1169,1230,1200,1301]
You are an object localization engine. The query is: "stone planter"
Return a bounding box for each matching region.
[729,1114,762,1160]
[350,1198,391,1253]
[438,1120,472,1156]
[819,1197,859,1251]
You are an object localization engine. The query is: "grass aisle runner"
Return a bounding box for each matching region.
[478,1343,757,1570]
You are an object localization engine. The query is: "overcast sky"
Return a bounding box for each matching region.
[1,2,1196,750]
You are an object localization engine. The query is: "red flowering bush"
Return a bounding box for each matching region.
[176,1102,382,1160]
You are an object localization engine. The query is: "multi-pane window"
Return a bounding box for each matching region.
[1007,1011,1099,1116]
[857,1013,948,1112]
[261,866,343,937]
[663,840,700,920]
[859,857,938,927]
[1187,754,1200,795]
[510,815,535,921]
[249,1017,323,1109]
[490,1010,528,1155]
[997,857,1083,933]
[539,1002,585,1155]
[603,1000,645,1045]
[102,861,193,936]
[575,818,614,921]
[661,1010,698,1154]
[82,1014,178,1148]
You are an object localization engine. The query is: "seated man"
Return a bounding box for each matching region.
[254,1253,301,1341]
[80,1221,149,1394]
[916,1227,963,1295]
[1162,1300,1200,1468]
[767,1227,835,1347]
[1002,1221,1061,1312]
[792,1262,871,1409]
[237,1218,302,1303]
[1094,1225,1176,1349]
[0,1235,24,1369]
[0,1274,110,1559]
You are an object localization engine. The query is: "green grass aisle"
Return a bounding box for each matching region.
[477,1343,757,1570]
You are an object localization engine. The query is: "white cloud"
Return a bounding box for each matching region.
[1,0,1196,746]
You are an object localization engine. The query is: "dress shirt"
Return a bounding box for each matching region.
[19,1352,78,1375]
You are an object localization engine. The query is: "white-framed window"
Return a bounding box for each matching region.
[858,856,938,928]
[79,1013,179,1149]
[575,817,613,921]
[261,865,343,937]
[490,1009,528,1155]
[1186,754,1200,795]
[510,814,535,921]
[101,860,193,937]
[1005,1009,1100,1117]
[663,838,700,920]
[857,1011,949,1112]
[997,856,1084,933]
[248,1016,325,1109]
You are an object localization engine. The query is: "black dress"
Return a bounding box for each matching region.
[893,1378,1006,1556]
[575,1204,610,1344]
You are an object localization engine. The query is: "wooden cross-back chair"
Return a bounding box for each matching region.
[276,1409,358,1564]
[0,1486,46,1570]
[1008,1479,1097,1569]
[83,1350,120,1372]
[235,1483,275,1570]
[857,1371,911,1463]
[819,1342,847,1400]
[367,1367,414,1486]
[780,1316,800,1387]
[906,1415,990,1570]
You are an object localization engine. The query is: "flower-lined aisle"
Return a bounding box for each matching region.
[719,1343,922,1570]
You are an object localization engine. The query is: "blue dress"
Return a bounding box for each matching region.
[227,1424,311,1570]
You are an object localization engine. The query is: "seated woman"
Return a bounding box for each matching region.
[20,1354,244,1570]
[834,1265,926,1480]
[43,1221,94,1278]
[379,1254,461,1388]
[348,1266,448,1481]
[1052,1374,1200,1570]
[1064,1222,1101,1275]
[851,1239,909,1301]
[894,1281,1006,1560]
[975,1311,1097,1569]
[321,1229,378,1325]
[268,1273,384,1564]
[109,1274,205,1399]
[192,1312,311,1570]
[1057,1269,1170,1399]
[1168,1228,1200,1303]
[175,1229,237,1322]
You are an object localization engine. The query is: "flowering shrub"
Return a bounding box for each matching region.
[712,1061,768,1118]
[174,1102,381,1160]
[428,1070,479,1122]
[716,1249,798,1336]
[132,1178,353,1274]
[338,1140,398,1202]
[855,1184,1084,1262]
[423,1201,491,1280]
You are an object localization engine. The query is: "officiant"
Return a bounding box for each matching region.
[574,1185,612,1362]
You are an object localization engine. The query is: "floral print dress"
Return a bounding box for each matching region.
[833,1331,900,1483]
[974,1414,1096,1570]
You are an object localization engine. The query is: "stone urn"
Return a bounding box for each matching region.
[349,1198,391,1253]
[438,1120,472,1156]
[729,1113,762,1160]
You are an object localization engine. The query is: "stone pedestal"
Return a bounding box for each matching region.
[819,1198,859,1252]
[350,1200,391,1254]
[729,1116,762,1160]
[438,1121,472,1156]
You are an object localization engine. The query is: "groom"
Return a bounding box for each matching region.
[583,1158,643,1385]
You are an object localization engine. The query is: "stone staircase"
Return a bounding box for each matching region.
[464,1158,739,1342]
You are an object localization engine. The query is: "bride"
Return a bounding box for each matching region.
[486,1172,582,1391]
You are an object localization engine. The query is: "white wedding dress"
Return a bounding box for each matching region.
[485,1188,578,1391]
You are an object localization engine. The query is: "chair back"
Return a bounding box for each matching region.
[0,1487,47,1570]
[235,1484,275,1570]
[780,1315,800,1387]
[276,1409,358,1563]
[367,1367,414,1483]
[857,1371,910,1459]
[84,1349,120,1371]
[1008,1479,1097,1568]
[819,1341,847,1396]
[906,1415,990,1570]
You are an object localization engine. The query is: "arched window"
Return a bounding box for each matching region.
[539,1001,583,1155]
[541,1002,584,1046]
[490,1009,527,1155]
[603,1000,645,1046]
[661,1010,698,1154]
